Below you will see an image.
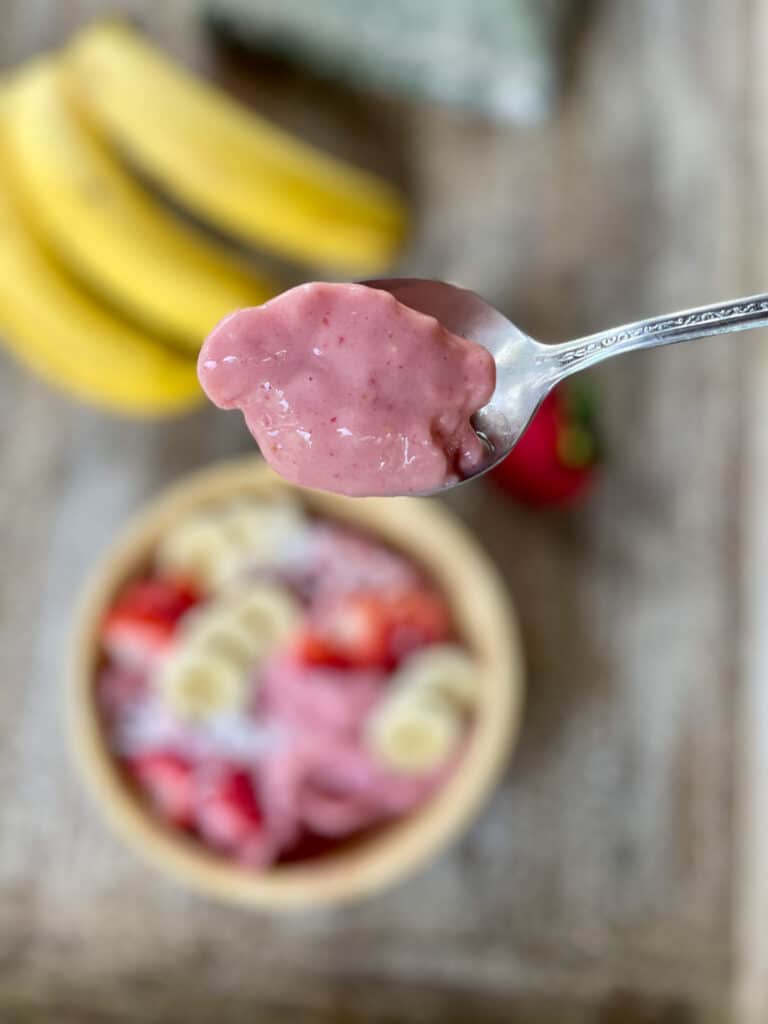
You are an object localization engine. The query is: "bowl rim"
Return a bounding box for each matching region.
[68,457,525,908]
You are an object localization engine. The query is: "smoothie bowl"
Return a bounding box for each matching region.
[69,458,523,907]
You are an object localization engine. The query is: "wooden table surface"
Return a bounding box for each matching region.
[3,1,768,1021]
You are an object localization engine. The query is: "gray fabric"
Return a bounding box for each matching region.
[201,0,574,122]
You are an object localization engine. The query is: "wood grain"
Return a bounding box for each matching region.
[0,0,764,1020]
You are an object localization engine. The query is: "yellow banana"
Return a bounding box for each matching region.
[0,120,201,416]
[4,59,275,352]
[63,21,407,273]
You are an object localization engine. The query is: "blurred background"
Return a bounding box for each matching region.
[2,0,768,1021]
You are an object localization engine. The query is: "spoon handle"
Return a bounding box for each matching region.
[541,292,768,382]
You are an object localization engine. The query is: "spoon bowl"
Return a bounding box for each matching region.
[365,279,553,487]
[366,278,768,495]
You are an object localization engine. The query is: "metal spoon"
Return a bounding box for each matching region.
[366,278,768,492]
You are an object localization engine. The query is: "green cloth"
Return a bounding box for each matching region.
[202,0,574,122]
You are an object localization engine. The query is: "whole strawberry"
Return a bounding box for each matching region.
[489,385,599,505]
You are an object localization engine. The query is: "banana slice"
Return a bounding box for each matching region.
[183,615,258,670]
[157,584,301,720]
[227,585,301,639]
[394,645,478,710]
[158,648,246,721]
[184,585,301,663]
[156,498,307,592]
[219,499,306,560]
[366,693,461,775]
[156,514,236,591]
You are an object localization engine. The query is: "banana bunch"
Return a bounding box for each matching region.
[157,584,300,720]
[156,496,307,593]
[63,21,406,272]
[4,60,276,352]
[0,21,405,415]
[366,645,477,774]
[0,107,200,417]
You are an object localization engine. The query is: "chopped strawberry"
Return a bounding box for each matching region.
[489,386,598,505]
[196,767,264,853]
[113,577,199,622]
[298,595,392,668]
[294,629,349,668]
[298,588,452,669]
[102,616,172,671]
[322,594,390,664]
[102,576,199,670]
[388,588,452,661]
[126,751,196,829]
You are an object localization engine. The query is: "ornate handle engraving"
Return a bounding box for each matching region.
[541,295,768,376]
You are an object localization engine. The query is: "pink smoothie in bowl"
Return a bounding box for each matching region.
[198,282,495,497]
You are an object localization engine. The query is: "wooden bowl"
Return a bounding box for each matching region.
[69,457,524,908]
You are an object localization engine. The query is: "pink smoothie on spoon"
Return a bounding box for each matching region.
[198,282,495,497]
